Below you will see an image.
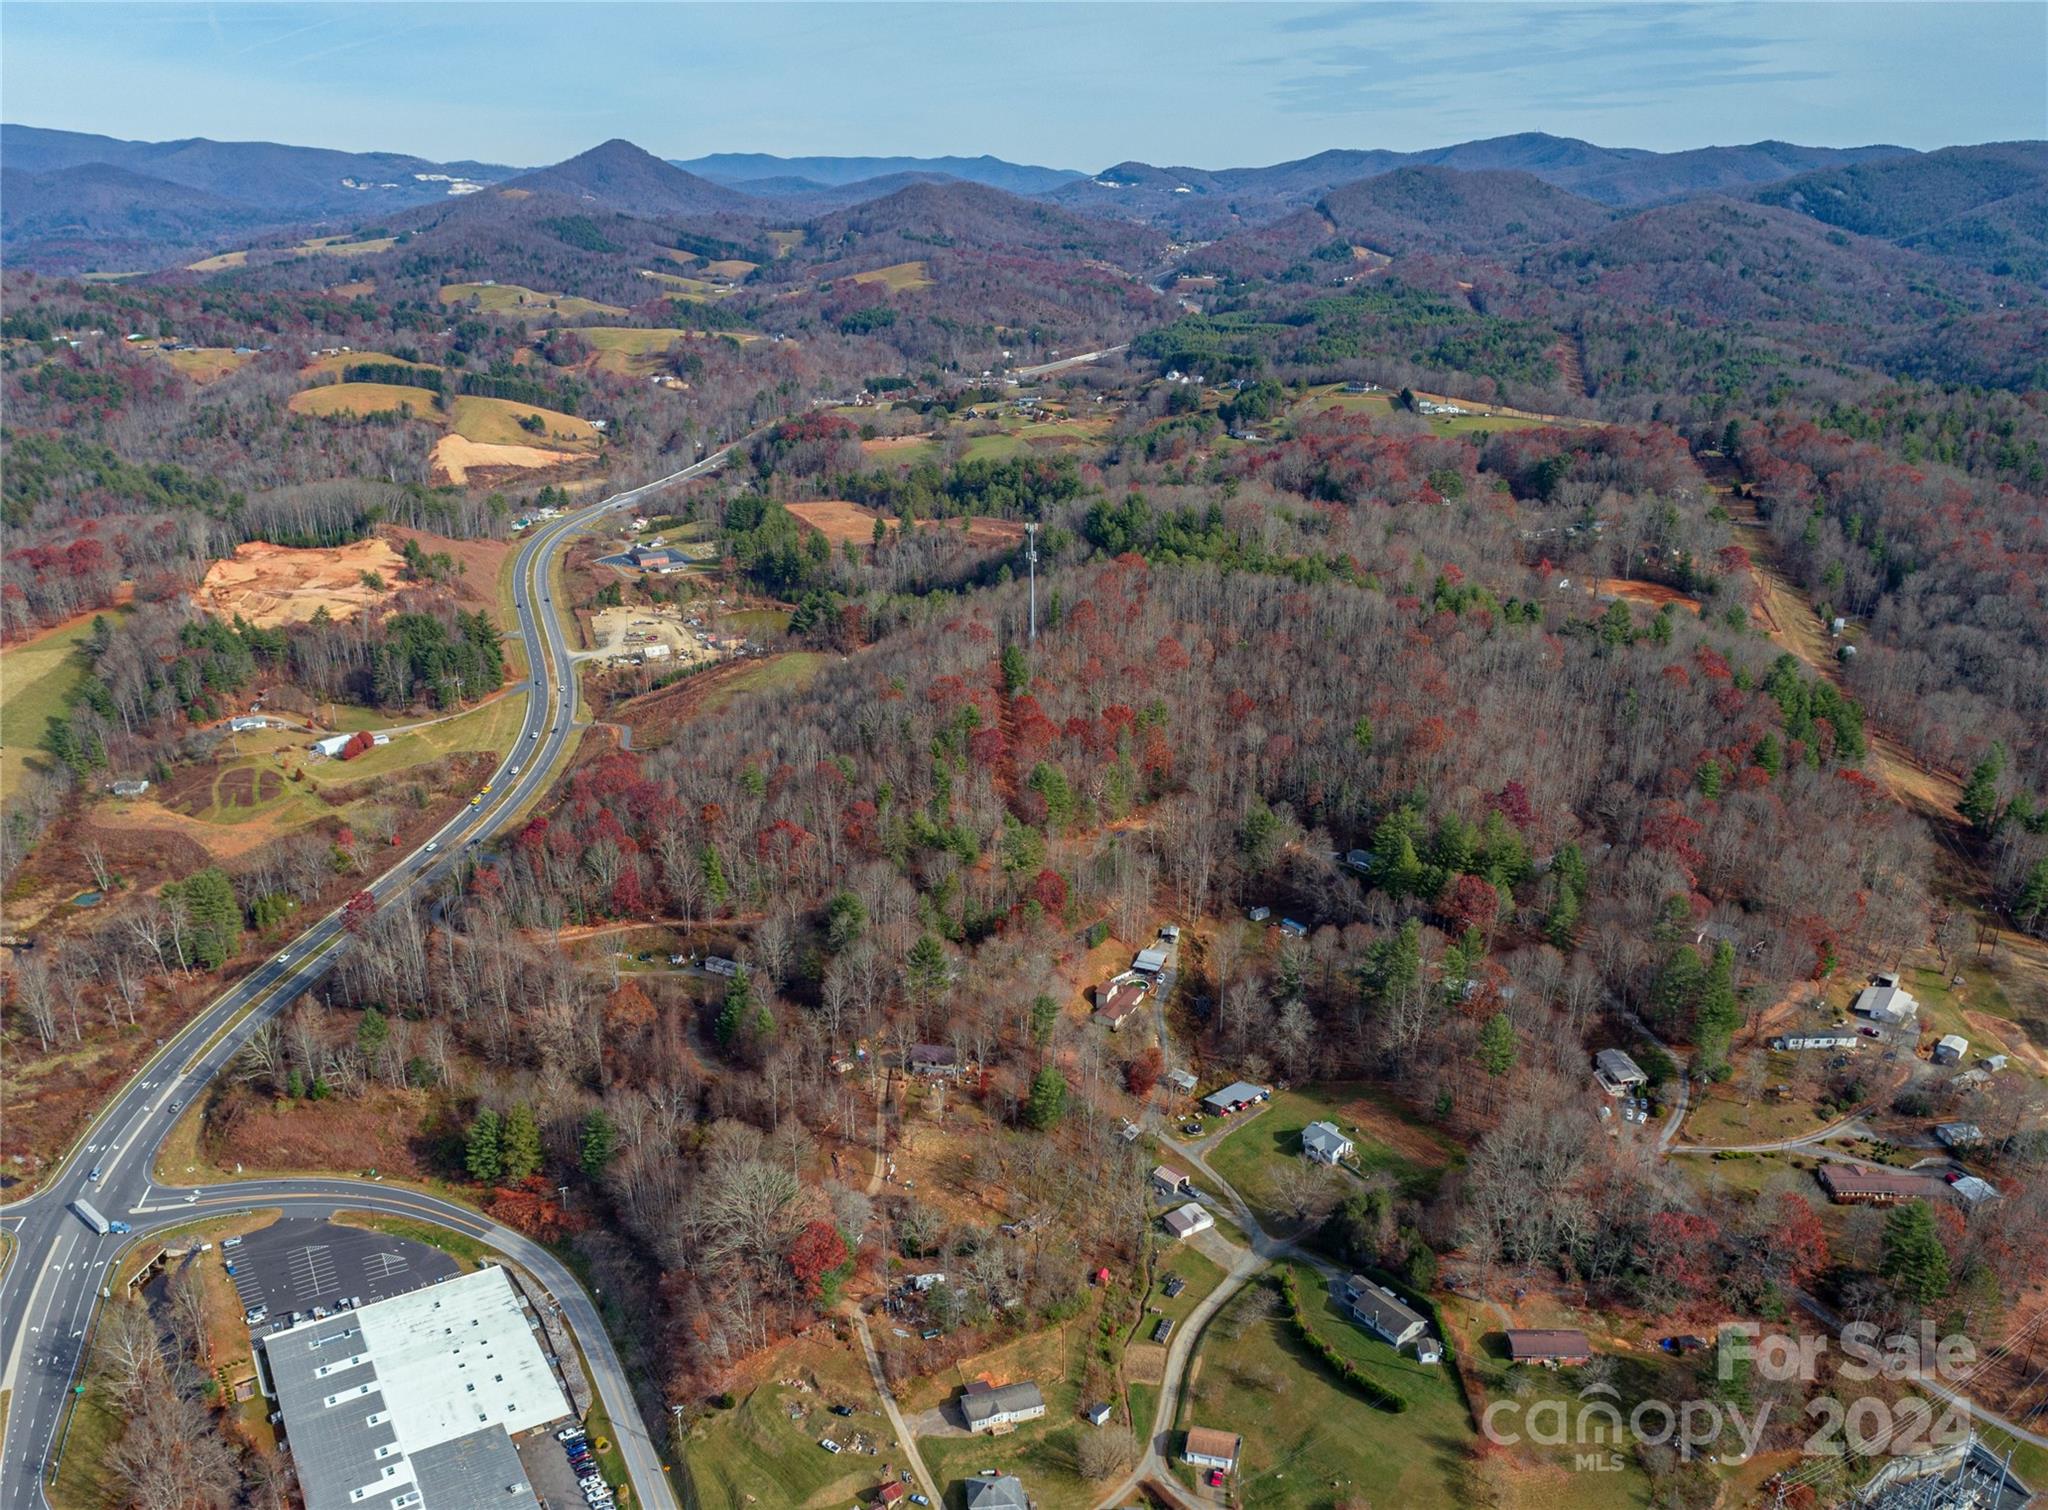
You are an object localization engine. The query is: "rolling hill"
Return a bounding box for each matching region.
[0,124,513,214]
[1755,142,2048,277]
[1048,132,1918,234]
[674,151,1081,195]
[499,139,755,219]
[805,179,1166,271]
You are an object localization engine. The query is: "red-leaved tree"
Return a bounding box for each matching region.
[786,1220,847,1302]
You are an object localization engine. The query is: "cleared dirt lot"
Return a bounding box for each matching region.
[194,538,406,625]
[429,433,581,486]
[589,604,719,667]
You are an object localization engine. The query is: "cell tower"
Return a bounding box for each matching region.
[1026,521,1039,645]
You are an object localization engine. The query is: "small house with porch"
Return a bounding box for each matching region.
[1506,1329,1594,1367]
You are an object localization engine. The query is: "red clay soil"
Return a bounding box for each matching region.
[385,527,516,622]
[1594,577,1702,614]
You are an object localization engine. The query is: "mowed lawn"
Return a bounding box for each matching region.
[1,608,127,801]
[1205,1083,1461,1229]
[682,1336,895,1510]
[289,381,444,421]
[912,1323,1102,1510]
[447,395,599,450]
[1179,1264,1475,1509]
[327,691,529,783]
[438,282,627,319]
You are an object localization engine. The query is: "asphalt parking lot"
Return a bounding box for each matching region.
[226,1216,458,1325]
[516,1426,596,1510]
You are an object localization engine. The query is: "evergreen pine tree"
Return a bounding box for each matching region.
[465,1108,503,1184]
[1880,1200,1951,1306]
[501,1102,542,1181]
[1960,747,2006,834]
[579,1109,617,1180]
[1026,1066,1068,1130]
[1477,1012,1517,1077]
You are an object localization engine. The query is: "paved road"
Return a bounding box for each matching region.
[1009,343,1127,379]
[0,448,734,1510]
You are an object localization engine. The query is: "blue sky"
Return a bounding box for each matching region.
[4,2,2042,170]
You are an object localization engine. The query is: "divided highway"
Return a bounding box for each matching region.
[0,449,732,1510]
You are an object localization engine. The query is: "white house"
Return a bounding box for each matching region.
[1182,1428,1240,1471]
[1162,1203,1213,1241]
[310,734,352,758]
[1853,973,1919,1027]
[1934,1034,1969,1065]
[1301,1121,1354,1165]
[1345,1276,1426,1349]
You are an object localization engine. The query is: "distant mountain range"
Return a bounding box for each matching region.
[3,123,2041,282]
[1045,133,1920,236]
[670,152,1082,196]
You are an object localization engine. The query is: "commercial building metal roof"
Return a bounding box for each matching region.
[263,1266,568,1510]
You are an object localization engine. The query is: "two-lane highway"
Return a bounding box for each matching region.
[0,447,732,1510]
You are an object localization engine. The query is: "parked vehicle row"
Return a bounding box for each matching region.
[557,1425,609,1508]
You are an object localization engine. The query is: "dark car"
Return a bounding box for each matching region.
[829,1404,855,1417]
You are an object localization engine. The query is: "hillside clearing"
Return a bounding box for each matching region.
[193,538,406,626]
[439,281,627,319]
[288,381,444,422]
[0,607,130,802]
[428,434,582,486]
[845,260,932,291]
[448,394,600,449]
[160,347,254,382]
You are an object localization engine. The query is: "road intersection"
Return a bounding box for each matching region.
[0,448,733,1510]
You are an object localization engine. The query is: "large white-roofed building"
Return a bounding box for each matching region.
[262,1265,569,1510]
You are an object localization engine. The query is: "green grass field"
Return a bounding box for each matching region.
[635,268,738,301]
[720,608,791,638]
[1,608,126,801]
[700,653,829,712]
[1179,1264,1476,1508]
[913,1323,1101,1510]
[289,382,443,422]
[329,692,529,782]
[1205,1084,1459,1230]
[448,395,599,449]
[439,282,628,319]
[681,1336,895,1510]
[1142,1244,1227,1334]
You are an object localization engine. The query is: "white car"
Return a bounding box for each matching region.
[424,841,439,853]
[819,1439,842,1454]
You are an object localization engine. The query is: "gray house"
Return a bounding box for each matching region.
[1301,1120,1354,1164]
[963,1477,1029,1510]
[1345,1276,1426,1349]
[960,1380,1045,1434]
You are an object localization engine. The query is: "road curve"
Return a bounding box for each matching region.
[0,447,733,1510]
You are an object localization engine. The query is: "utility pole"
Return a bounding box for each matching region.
[1025,521,1039,645]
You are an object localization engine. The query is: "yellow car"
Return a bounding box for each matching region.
[470,796,481,807]
[481,784,493,795]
